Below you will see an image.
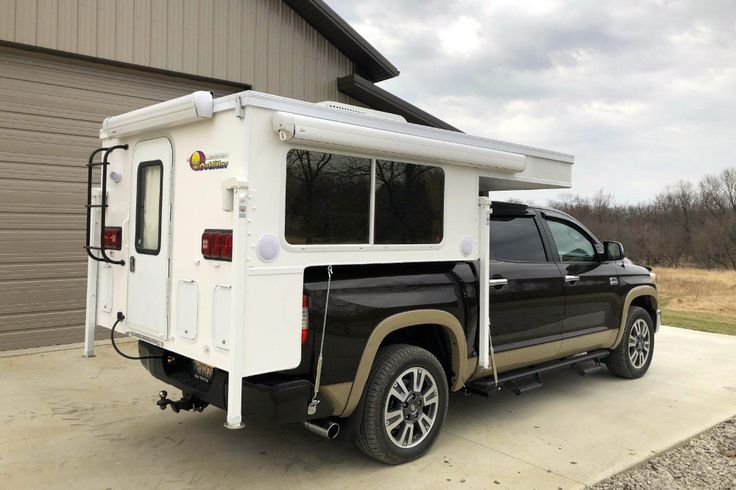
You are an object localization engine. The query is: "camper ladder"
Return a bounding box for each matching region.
[84,145,128,266]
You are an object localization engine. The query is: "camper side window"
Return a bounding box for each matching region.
[285,150,445,246]
[375,161,444,244]
[285,149,371,244]
[135,160,163,254]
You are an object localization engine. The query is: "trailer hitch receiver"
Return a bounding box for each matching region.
[157,390,209,413]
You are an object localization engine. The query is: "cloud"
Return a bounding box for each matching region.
[327,0,736,203]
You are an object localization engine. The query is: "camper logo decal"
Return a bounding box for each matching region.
[189,151,229,171]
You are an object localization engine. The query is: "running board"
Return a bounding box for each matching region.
[465,350,609,397]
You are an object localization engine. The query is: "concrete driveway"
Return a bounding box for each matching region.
[2,326,735,489]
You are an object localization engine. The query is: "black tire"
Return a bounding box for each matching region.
[606,306,655,379]
[356,344,449,464]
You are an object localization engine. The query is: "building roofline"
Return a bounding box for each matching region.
[284,0,400,82]
[338,74,462,132]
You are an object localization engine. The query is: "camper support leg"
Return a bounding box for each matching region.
[478,196,491,369]
[225,183,249,429]
[83,256,98,357]
[83,190,101,357]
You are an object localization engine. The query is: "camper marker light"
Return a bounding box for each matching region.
[109,170,123,183]
[103,227,122,250]
[301,295,309,344]
[201,230,232,261]
[460,236,473,256]
[256,234,280,262]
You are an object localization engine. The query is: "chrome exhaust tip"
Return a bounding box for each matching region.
[303,419,340,439]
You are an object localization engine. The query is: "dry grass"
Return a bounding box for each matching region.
[656,267,736,335]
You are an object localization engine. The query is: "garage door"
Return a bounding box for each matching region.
[0,46,243,351]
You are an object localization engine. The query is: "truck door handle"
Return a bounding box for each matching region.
[564,275,579,283]
[489,278,508,288]
[129,256,135,273]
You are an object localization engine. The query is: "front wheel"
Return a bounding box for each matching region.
[606,306,655,379]
[356,344,448,464]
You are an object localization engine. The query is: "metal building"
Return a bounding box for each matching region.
[0,0,454,351]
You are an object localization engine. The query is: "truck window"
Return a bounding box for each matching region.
[285,149,371,244]
[490,216,547,262]
[135,160,163,254]
[374,161,444,244]
[546,218,596,262]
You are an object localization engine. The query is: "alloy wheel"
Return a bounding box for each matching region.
[628,318,651,369]
[383,367,439,448]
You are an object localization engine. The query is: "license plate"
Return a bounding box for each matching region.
[192,360,214,382]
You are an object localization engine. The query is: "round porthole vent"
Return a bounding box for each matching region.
[256,234,281,262]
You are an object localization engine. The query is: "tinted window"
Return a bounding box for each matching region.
[490,216,547,262]
[374,160,444,244]
[285,149,371,244]
[546,219,596,262]
[135,160,163,254]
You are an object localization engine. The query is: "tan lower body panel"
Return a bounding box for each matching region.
[319,382,352,416]
[469,329,617,381]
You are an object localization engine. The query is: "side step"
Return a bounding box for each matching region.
[505,373,543,395]
[465,349,609,397]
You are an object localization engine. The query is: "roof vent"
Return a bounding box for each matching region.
[317,101,407,123]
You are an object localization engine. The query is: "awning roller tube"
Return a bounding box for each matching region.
[272,112,526,173]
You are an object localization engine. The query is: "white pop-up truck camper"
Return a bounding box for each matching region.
[84,90,581,463]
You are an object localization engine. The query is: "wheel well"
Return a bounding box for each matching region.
[379,324,454,384]
[631,295,657,326]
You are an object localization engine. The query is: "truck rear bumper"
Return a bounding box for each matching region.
[137,341,333,423]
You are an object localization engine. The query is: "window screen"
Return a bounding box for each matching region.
[490,216,547,262]
[374,161,444,244]
[546,219,596,262]
[135,161,163,254]
[285,149,371,244]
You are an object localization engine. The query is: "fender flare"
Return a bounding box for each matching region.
[337,309,469,417]
[611,285,658,349]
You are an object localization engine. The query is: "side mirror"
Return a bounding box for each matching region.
[604,241,625,261]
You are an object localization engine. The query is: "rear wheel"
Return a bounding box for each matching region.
[606,306,654,378]
[356,344,448,464]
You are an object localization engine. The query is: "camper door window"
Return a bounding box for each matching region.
[285,149,444,246]
[135,160,163,254]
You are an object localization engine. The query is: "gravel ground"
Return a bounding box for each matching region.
[592,417,736,489]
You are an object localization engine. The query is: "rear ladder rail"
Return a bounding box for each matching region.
[84,145,128,266]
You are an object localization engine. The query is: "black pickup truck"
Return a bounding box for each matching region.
[140,201,659,464]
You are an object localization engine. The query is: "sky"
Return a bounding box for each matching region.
[327,0,736,204]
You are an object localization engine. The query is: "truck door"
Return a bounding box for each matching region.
[540,215,622,338]
[488,210,565,350]
[126,138,173,339]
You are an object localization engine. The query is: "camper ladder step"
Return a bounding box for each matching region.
[464,349,610,397]
[84,144,128,267]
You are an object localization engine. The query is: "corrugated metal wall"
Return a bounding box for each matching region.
[0,0,358,104]
[0,46,243,350]
[0,1,372,350]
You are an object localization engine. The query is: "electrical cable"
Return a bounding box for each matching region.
[110,312,160,361]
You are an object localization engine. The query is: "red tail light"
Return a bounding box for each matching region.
[103,226,122,250]
[202,229,232,261]
[301,294,309,344]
